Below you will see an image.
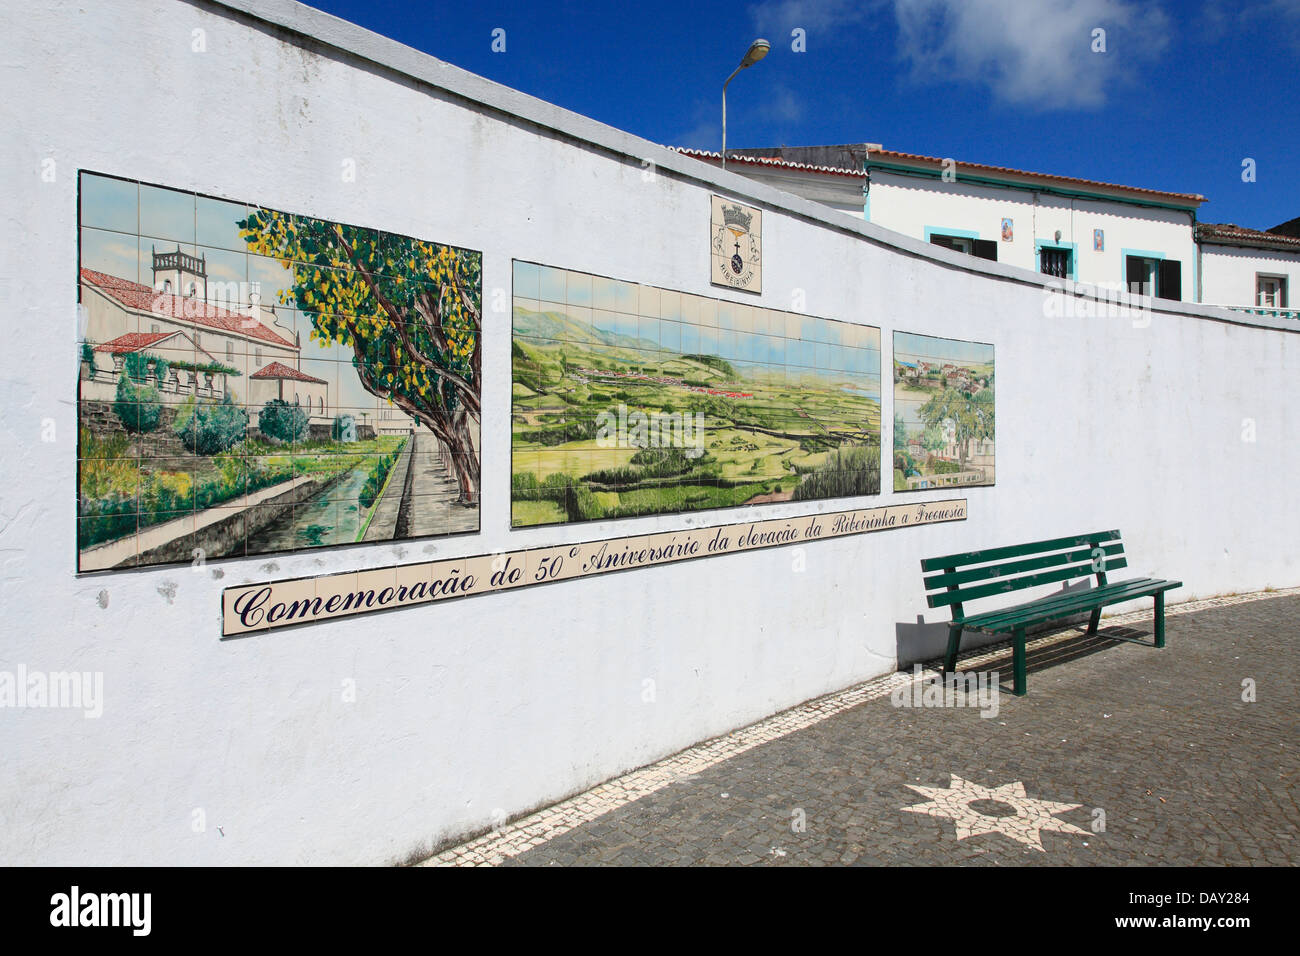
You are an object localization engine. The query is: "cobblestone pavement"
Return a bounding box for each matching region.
[427,591,1299,866]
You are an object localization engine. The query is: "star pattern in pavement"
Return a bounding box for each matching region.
[901,774,1089,851]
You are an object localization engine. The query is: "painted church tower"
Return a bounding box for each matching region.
[152,244,208,300]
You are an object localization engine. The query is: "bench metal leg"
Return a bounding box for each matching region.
[943,624,964,676]
[1154,591,1166,648]
[1086,608,1101,635]
[1012,627,1027,697]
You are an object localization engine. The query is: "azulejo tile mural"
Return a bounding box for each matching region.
[710,196,762,294]
[511,261,882,527]
[76,171,482,571]
[892,331,995,492]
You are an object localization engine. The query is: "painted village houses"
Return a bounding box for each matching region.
[79,246,328,425]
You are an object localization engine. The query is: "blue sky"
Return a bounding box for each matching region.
[308,0,1299,230]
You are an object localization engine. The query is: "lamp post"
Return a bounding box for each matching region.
[721,38,770,171]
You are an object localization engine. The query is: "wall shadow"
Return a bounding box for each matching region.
[895,579,1100,667]
[984,625,1154,693]
[895,622,1156,692]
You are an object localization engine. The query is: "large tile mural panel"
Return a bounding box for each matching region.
[892,331,995,492]
[76,171,481,571]
[511,261,882,527]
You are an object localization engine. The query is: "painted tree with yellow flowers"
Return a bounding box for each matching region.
[239,210,482,503]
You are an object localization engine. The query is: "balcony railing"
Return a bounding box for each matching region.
[83,363,227,400]
[1226,305,1299,322]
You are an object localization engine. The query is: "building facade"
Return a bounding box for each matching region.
[80,248,331,422]
[1196,222,1300,318]
[693,144,1298,319]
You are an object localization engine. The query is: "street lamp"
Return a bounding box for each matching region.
[721,38,770,171]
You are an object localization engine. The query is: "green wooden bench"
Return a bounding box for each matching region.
[921,530,1181,697]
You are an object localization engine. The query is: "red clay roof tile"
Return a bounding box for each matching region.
[80,267,298,349]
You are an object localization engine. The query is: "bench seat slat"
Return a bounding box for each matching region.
[961,578,1182,631]
[962,578,1178,628]
[961,574,1175,629]
[927,557,1129,607]
[966,587,1177,632]
[923,542,1125,590]
[920,529,1121,572]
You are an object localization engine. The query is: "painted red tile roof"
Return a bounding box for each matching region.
[674,145,1206,205]
[79,267,297,349]
[1197,222,1300,251]
[93,331,177,354]
[251,361,328,384]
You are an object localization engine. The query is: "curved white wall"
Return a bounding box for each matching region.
[0,0,1296,865]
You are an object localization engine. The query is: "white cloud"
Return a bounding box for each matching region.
[768,84,804,122]
[749,0,879,42]
[892,0,1169,109]
[1238,0,1300,49]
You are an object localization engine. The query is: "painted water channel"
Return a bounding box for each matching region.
[246,462,374,553]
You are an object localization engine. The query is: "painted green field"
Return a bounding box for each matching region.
[511,306,881,526]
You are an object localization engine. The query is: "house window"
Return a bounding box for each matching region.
[255,348,262,367]
[226,341,234,362]
[1126,255,1181,301]
[150,323,160,334]
[929,233,997,261]
[1039,246,1072,279]
[1257,274,1288,308]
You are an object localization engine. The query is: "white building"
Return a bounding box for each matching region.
[373,396,416,436]
[248,361,329,421]
[80,247,331,421]
[685,144,1207,303]
[1196,222,1300,317]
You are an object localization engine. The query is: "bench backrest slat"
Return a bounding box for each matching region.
[921,530,1127,612]
[920,530,1121,573]
[923,543,1124,590]
[927,557,1127,607]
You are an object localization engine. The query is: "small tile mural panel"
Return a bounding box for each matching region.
[710,195,762,293]
[511,261,882,527]
[892,331,995,492]
[76,171,482,571]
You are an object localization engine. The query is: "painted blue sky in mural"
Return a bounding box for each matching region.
[894,332,993,367]
[514,260,882,391]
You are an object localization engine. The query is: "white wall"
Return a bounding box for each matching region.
[1200,242,1300,309]
[1,0,1297,866]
